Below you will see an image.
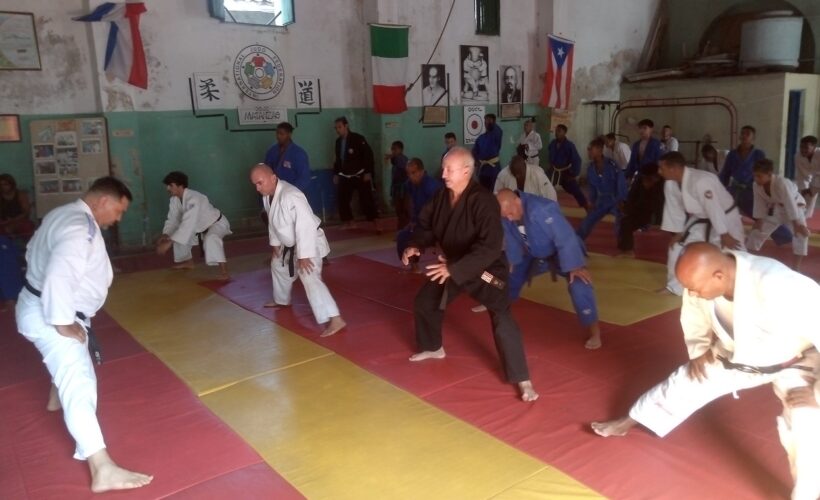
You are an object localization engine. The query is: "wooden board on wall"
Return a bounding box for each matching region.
[29,117,110,218]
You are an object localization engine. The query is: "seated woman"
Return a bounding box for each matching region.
[0,173,35,238]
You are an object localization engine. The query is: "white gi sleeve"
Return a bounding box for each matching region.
[292,194,319,259]
[779,178,806,223]
[752,184,768,220]
[795,153,812,191]
[679,292,714,359]
[535,168,558,201]
[170,196,201,245]
[41,220,89,325]
[661,180,686,233]
[162,198,181,236]
[698,179,730,236]
[528,133,542,156]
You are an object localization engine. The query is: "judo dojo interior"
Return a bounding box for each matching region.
[2,0,820,498]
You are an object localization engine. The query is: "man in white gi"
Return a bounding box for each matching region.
[659,152,745,295]
[746,159,810,271]
[156,171,231,280]
[592,242,820,500]
[518,118,543,166]
[660,125,680,153]
[16,177,153,492]
[795,135,819,217]
[249,164,346,337]
[603,133,631,171]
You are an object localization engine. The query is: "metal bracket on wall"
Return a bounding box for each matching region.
[187,78,278,133]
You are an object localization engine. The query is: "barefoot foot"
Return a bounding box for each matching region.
[320,316,346,337]
[409,347,446,361]
[518,380,539,402]
[263,302,290,309]
[585,336,602,350]
[47,383,61,412]
[471,304,488,313]
[591,416,636,437]
[172,260,195,270]
[88,449,153,493]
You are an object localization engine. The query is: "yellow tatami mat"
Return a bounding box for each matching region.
[519,252,680,325]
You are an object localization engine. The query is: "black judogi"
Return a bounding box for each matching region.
[334,131,377,222]
[410,180,530,383]
[617,178,665,251]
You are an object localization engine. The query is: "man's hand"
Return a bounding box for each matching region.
[333,175,340,185]
[402,247,421,266]
[753,219,764,231]
[363,173,373,183]
[719,233,742,250]
[794,223,810,238]
[156,236,173,256]
[785,378,819,409]
[568,267,593,284]
[425,255,451,284]
[297,258,314,274]
[271,246,282,258]
[669,232,684,249]
[55,323,86,343]
[686,350,715,382]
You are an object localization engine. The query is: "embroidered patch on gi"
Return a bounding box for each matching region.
[348,148,354,154]
[283,161,292,169]
[481,271,493,283]
[704,190,713,199]
[545,217,553,224]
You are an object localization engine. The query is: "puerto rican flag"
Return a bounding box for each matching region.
[74,2,148,89]
[541,34,574,110]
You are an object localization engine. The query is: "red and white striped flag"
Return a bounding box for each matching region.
[540,34,574,110]
[369,23,409,114]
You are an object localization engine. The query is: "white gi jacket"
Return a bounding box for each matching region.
[263,180,329,259]
[494,163,558,201]
[795,152,820,194]
[518,131,543,162]
[24,199,112,324]
[752,175,806,224]
[681,251,818,368]
[604,141,631,171]
[661,168,744,241]
[162,188,223,245]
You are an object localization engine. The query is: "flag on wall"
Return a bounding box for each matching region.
[74,2,148,89]
[369,23,409,114]
[541,34,574,110]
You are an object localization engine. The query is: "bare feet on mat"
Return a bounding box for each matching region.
[585,323,602,350]
[215,273,230,281]
[518,380,539,402]
[471,305,488,313]
[89,449,153,493]
[591,416,637,437]
[172,260,194,270]
[46,383,61,412]
[263,302,289,309]
[320,316,346,337]
[409,347,446,361]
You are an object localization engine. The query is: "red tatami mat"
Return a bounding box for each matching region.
[207,254,794,499]
[0,309,303,500]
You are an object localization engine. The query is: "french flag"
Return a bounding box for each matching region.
[74,2,148,89]
[541,34,574,110]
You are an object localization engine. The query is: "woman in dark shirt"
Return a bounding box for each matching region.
[0,174,34,237]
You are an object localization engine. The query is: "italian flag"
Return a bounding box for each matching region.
[370,23,409,114]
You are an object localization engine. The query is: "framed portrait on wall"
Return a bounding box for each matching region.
[0,114,21,142]
[0,12,41,70]
[498,65,523,120]
[460,45,489,104]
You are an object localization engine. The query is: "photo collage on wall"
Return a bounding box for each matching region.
[31,118,105,197]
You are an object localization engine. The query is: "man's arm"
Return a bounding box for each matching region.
[41,222,89,326]
[661,180,686,234]
[170,197,201,245]
[161,198,181,238]
[360,136,375,176]
[291,193,319,260]
[408,194,438,250]
[718,153,734,187]
[624,143,638,179]
[794,155,812,192]
[570,144,582,177]
[751,185,768,221]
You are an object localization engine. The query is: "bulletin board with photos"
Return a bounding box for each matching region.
[29,117,110,218]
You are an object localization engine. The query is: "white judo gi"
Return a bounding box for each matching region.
[162,188,231,265]
[746,175,808,257]
[264,180,340,324]
[604,140,631,171]
[518,130,543,166]
[15,200,112,460]
[795,151,820,217]
[662,168,746,295]
[629,251,820,500]
[493,163,557,201]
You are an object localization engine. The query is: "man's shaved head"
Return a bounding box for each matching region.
[675,242,736,299]
[250,163,278,196]
[496,188,523,222]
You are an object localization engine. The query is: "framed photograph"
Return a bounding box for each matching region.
[80,119,104,136]
[61,179,84,193]
[459,45,489,104]
[422,106,448,126]
[0,114,21,141]
[38,179,59,194]
[421,64,446,106]
[81,138,102,154]
[33,144,54,159]
[499,65,522,104]
[0,12,41,70]
[34,160,56,176]
[55,131,77,147]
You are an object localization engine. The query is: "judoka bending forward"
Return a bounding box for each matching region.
[402,147,538,402]
[250,164,346,337]
[592,243,820,500]
[16,177,152,492]
[496,189,602,349]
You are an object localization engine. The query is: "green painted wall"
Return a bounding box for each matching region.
[0,104,548,249]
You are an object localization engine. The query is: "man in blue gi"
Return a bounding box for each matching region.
[577,138,627,241]
[396,158,443,272]
[264,122,311,193]
[547,124,588,210]
[625,118,663,180]
[496,189,603,349]
[472,114,503,191]
[385,140,409,230]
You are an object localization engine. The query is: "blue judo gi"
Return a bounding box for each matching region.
[396,173,443,260]
[577,158,627,241]
[264,141,312,192]
[503,192,598,327]
[473,124,503,191]
[625,137,662,180]
[547,138,587,208]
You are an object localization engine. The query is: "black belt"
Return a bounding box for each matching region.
[717,349,815,375]
[24,280,103,365]
[197,212,223,258]
[680,202,737,242]
[281,246,296,278]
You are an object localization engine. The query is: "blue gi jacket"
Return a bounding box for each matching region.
[625,137,662,179]
[406,174,443,224]
[719,147,766,187]
[503,192,586,274]
[587,158,627,206]
[472,125,503,161]
[547,139,582,176]
[264,141,311,192]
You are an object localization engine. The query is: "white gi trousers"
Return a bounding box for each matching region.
[630,351,820,500]
[172,217,231,265]
[666,217,746,295]
[271,253,339,324]
[15,290,105,460]
[746,209,808,257]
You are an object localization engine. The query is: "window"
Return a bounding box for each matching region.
[208,0,294,27]
[475,0,499,36]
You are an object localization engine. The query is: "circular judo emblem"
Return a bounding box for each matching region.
[466,113,483,138]
[233,45,285,101]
